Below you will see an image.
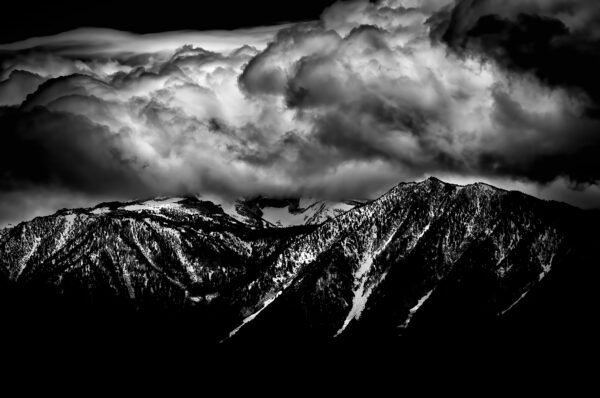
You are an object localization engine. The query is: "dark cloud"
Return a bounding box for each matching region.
[477,86,600,184]
[431,0,600,107]
[0,106,149,196]
[0,70,44,106]
[238,17,450,176]
[425,0,600,186]
[0,1,338,44]
[239,22,342,96]
[240,5,600,186]
[1,0,600,226]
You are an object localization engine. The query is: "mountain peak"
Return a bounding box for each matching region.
[472,181,501,192]
[424,176,444,183]
[419,177,501,194]
[0,173,597,346]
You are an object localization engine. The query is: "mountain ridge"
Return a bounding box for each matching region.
[1,177,598,346]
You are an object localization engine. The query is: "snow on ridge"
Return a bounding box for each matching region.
[13,236,41,280]
[121,264,136,300]
[91,207,110,215]
[500,233,559,313]
[129,224,186,290]
[501,254,555,315]
[260,206,305,227]
[249,199,354,227]
[223,272,301,342]
[334,201,440,337]
[122,197,185,212]
[303,200,355,225]
[189,194,357,227]
[196,194,248,223]
[335,226,399,337]
[225,291,283,340]
[475,183,497,193]
[89,197,189,214]
[413,223,431,244]
[188,292,219,304]
[162,227,199,283]
[55,213,76,250]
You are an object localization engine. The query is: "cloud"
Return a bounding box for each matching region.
[0,0,599,226]
[0,26,288,56]
[426,0,600,185]
[0,106,149,196]
[0,70,44,106]
[239,1,600,185]
[430,0,600,105]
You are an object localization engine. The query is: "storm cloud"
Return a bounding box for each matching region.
[0,0,599,226]
[432,0,600,105]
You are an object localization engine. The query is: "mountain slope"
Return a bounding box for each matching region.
[0,178,598,346]
[226,178,599,344]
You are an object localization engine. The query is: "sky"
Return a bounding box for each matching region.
[1,0,599,227]
[0,1,340,44]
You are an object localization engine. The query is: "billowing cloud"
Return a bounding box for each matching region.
[431,0,600,105]
[240,0,600,185]
[428,0,600,184]
[0,26,287,57]
[0,0,599,226]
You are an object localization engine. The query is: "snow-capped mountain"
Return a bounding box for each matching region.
[1,177,598,345]
[200,195,362,228]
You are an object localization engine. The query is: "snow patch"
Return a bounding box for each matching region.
[305,201,355,224]
[500,289,530,315]
[91,207,110,215]
[414,223,431,241]
[122,197,185,212]
[540,253,555,275]
[164,228,198,282]
[55,214,76,250]
[121,264,136,300]
[130,225,186,290]
[188,292,219,303]
[292,249,317,266]
[14,237,41,280]
[335,228,397,337]
[261,206,306,227]
[258,199,352,227]
[499,252,555,315]
[399,290,434,330]
[226,292,283,339]
[407,222,431,251]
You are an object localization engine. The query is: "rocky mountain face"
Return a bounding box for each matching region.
[0,178,598,348]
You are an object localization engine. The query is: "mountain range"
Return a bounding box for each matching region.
[1,177,598,350]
